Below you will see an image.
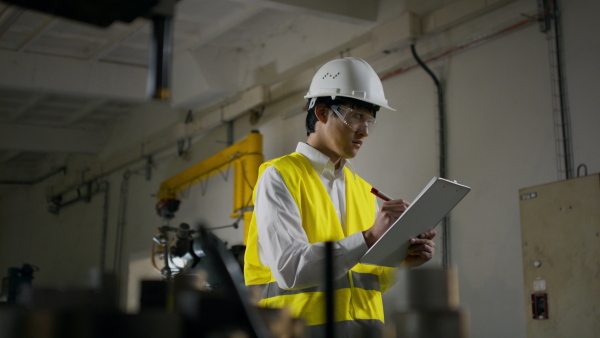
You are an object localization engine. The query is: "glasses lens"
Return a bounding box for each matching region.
[331,105,376,133]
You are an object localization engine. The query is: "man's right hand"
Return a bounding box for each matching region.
[363,199,410,248]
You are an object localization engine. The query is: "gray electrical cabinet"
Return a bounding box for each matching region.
[519,173,600,337]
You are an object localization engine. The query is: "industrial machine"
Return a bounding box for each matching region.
[0,226,291,338]
[0,264,38,304]
[151,131,263,281]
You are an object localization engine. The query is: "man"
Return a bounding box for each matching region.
[244,57,436,337]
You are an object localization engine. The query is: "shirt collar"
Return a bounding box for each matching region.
[295,142,357,180]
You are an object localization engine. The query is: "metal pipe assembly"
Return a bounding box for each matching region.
[410,44,451,268]
[550,0,573,179]
[410,44,447,180]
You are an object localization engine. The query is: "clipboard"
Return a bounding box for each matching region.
[359,177,471,267]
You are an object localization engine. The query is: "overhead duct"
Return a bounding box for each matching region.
[4,0,177,101]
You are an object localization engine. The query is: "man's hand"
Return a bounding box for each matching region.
[363,199,410,248]
[402,229,437,268]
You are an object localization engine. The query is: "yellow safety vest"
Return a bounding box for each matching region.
[244,152,397,326]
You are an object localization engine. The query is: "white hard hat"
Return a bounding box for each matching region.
[304,57,395,111]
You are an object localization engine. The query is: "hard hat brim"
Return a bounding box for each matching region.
[304,93,396,111]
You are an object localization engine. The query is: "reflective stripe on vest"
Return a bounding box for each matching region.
[259,271,381,298]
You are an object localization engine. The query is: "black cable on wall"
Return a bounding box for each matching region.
[410,44,451,268]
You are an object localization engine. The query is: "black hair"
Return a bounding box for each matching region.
[305,97,379,136]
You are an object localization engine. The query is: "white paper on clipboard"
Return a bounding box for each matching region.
[359,177,471,267]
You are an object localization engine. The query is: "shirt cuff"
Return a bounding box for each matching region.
[338,231,369,269]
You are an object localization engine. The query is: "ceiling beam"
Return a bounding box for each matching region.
[0,123,106,153]
[0,5,25,37]
[7,93,49,121]
[17,17,58,51]
[89,18,149,61]
[60,99,108,126]
[0,150,21,163]
[183,5,263,53]
[232,0,379,24]
[422,0,518,33]
[0,49,148,100]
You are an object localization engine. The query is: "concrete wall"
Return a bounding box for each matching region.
[1,1,599,337]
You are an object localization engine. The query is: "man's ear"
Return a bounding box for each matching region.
[314,103,329,124]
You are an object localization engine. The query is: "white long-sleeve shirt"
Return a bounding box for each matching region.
[254,142,374,290]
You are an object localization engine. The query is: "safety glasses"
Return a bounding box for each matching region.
[330,105,376,134]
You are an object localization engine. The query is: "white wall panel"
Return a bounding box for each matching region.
[445,24,555,337]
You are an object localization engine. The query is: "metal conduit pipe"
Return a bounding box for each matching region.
[381,15,542,82]
[99,181,110,274]
[114,170,131,309]
[410,45,447,179]
[550,0,573,179]
[410,44,451,268]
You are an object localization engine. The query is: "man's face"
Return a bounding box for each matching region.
[320,104,374,161]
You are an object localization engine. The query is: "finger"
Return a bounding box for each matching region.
[410,238,436,246]
[416,229,437,240]
[383,199,410,208]
[381,202,410,211]
[407,248,435,262]
[407,243,434,255]
[380,205,409,217]
[419,250,434,260]
[424,229,437,239]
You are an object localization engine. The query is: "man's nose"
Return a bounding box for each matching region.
[357,124,369,137]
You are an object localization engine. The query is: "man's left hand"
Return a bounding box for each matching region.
[402,229,437,268]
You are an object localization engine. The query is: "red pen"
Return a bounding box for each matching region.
[370,187,393,201]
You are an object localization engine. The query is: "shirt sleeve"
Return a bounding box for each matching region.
[255,165,369,290]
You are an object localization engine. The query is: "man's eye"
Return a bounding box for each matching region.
[353,113,364,119]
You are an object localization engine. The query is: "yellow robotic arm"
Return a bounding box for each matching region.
[157,131,263,244]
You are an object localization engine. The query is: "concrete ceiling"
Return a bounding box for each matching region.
[0,0,455,183]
